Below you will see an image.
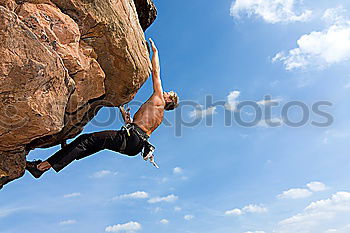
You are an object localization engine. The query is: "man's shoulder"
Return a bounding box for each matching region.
[148,93,165,106]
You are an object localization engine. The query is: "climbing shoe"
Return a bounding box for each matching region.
[26,160,45,179]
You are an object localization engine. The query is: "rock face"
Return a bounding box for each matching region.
[0,0,157,188]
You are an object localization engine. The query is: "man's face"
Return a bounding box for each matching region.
[163,92,171,102]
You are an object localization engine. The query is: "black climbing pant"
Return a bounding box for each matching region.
[46,129,144,172]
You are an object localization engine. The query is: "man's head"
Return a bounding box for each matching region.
[163,91,179,111]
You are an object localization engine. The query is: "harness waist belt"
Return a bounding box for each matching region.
[131,123,149,140]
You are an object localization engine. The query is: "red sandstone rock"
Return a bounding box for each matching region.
[16,2,106,113]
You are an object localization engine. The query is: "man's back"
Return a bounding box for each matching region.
[133,94,165,136]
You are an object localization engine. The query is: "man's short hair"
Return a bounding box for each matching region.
[164,91,179,111]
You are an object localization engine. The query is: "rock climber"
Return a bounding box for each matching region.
[25,38,179,178]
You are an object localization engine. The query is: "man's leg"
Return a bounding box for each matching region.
[27,130,124,177]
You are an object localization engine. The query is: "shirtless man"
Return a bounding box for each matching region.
[26,39,179,178]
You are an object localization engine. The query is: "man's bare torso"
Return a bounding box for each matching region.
[133,94,165,136]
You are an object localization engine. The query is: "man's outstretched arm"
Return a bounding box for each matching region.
[149,38,163,95]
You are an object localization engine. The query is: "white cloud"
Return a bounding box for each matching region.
[225,204,267,216]
[225,208,243,216]
[278,188,313,199]
[323,7,347,25]
[231,0,312,24]
[189,105,216,119]
[273,7,350,70]
[305,192,350,212]
[325,225,350,233]
[148,194,178,204]
[307,182,328,192]
[63,192,81,198]
[279,211,333,226]
[243,204,268,213]
[277,192,350,233]
[173,167,183,175]
[114,191,149,200]
[59,220,77,225]
[174,206,182,211]
[91,170,116,178]
[184,215,194,221]
[225,91,240,111]
[160,219,169,224]
[278,182,328,200]
[105,221,141,233]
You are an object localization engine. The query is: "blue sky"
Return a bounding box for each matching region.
[2,0,350,233]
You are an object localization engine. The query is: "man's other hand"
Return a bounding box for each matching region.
[149,38,158,53]
[119,106,132,123]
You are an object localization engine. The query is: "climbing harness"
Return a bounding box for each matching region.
[121,123,159,168]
